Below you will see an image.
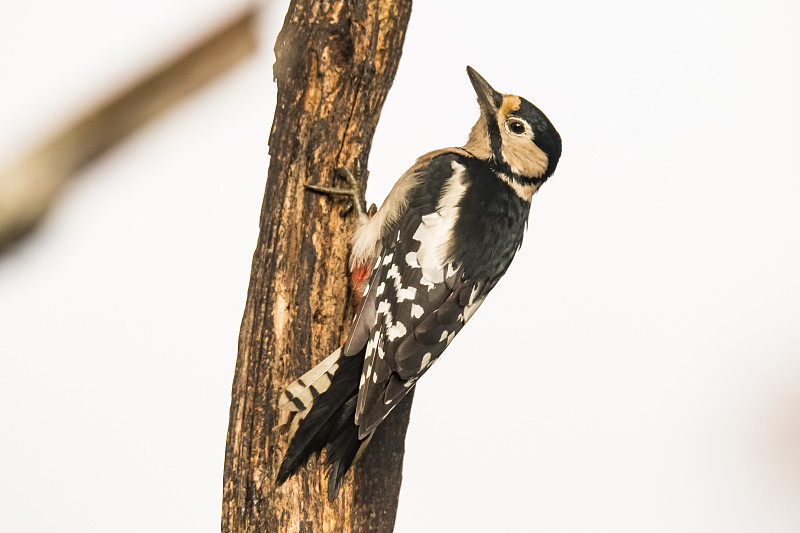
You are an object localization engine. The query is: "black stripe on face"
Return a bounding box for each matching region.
[486,115,504,164]
[508,171,547,187]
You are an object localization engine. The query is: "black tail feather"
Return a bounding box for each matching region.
[324,396,362,499]
[276,349,368,498]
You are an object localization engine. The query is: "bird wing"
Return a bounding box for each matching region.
[342,153,487,438]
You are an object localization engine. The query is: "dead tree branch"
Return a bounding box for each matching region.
[221,1,413,531]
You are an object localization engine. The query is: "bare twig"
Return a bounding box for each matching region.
[0,6,260,252]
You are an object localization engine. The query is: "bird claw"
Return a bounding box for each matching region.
[304,161,366,218]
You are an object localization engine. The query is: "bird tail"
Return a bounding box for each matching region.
[276,347,371,499]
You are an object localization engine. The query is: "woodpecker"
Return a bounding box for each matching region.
[276,66,562,499]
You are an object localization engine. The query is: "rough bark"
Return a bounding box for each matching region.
[221,1,413,532]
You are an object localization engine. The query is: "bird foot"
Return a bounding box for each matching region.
[305,161,367,219]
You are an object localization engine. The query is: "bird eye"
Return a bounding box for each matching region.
[507,119,526,135]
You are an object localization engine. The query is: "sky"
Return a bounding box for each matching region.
[1,1,799,532]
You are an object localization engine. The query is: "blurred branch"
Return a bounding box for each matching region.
[0,5,260,252]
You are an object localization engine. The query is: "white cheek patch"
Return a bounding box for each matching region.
[500,130,549,180]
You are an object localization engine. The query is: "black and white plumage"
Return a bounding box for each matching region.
[276,66,562,499]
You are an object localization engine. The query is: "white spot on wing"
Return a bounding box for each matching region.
[382,253,394,265]
[377,300,391,316]
[411,304,424,318]
[376,282,385,296]
[396,286,417,302]
[420,352,431,371]
[464,295,487,323]
[386,321,407,341]
[386,263,401,281]
[439,330,449,342]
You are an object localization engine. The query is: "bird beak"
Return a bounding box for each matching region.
[467,66,502,115]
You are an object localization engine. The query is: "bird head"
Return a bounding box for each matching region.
[464,66,561,184]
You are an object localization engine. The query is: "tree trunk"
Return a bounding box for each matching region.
[221,1,413,532]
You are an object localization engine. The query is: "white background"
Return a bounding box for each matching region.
[1,1,799,532]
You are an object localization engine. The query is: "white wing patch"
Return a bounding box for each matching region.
[412,161,468,289]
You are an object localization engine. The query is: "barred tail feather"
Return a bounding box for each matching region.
[276,347,370,499]
[278,348,342,412]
